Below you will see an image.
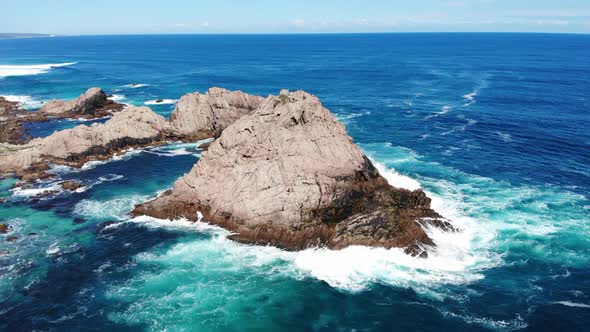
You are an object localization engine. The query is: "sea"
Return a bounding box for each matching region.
[0,33,589,331]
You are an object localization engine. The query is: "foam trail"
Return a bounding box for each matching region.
[124,83,150,88]
[0,62,77,78]
[496,131,512,142]
[552,301,590,308]
[144,99,177,105]
[426,105,452,119]
[67,115,112,122]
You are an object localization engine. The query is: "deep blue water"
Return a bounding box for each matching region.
[0,33,589,331]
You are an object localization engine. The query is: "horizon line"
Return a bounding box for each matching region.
[1,31,590,39]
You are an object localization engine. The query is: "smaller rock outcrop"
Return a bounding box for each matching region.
[59,180,83,191]
[0,97,33,144]
[0,223,10,234]
[0,88,125,145]
[40,87,124,119]
[0,106,172,179]
[170,87,264,140]
[0,97,19,115]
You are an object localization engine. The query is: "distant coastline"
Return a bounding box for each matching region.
[0,33,54,39]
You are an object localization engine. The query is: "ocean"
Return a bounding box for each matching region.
[0,33,589,331]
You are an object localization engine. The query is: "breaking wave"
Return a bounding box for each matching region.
[1,95,44,109]
[0,62,77,78]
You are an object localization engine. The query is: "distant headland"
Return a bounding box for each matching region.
[0,33,54,39]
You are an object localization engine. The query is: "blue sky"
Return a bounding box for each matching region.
[2,0,590,34]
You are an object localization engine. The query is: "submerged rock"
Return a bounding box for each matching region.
[59,180,83,191]
[40,87,124,118]
[170,87,264,140]
[134,90,448,256]
[0,223,10,234]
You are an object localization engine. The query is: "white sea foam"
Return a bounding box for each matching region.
[1,95,44,109]
[496,131,512,142]
[144,148,194,157]
[10,183,63,198]
[441,117,477,136]
[463,91,477,102]
[335,111,371,121]
[462,77,489,107]
[45,245,61,255]
[372,160,421,190]
[80,149,143,170]
[426,105,452,119]
[144,99,177,105]
[108,94,126,102]
[67,115,112,122]
[124,83,150,89]
[74,195,149,221]
[442,311,527,330]
[0,62,77,78]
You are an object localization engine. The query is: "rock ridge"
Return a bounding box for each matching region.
[0,87,263,181]
[170,87,264,139]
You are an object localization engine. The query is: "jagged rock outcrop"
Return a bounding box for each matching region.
[0,106,171,179]
[134,90,449,256]
[170,87,263,139]
[0,88,124,145]
[0,98,29,144]
[0,87,263,181]
[0,97,19,115]
[40,87,124,118]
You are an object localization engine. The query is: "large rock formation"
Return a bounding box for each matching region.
[0,106,171,179]
[170,87,263,139]
[0,87,263,181]
[40,87,124,118]
[0,88,125,145]
[134,90,449,256]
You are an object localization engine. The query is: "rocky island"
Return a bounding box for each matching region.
[134,90,450,256]
[1,87,451,256]
[0,88,263,181]
[39,87,124,119]
[0,87,125,145]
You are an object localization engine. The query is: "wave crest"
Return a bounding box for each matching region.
[0,62,77,78]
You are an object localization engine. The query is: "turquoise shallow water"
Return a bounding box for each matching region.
[0,34,589,331]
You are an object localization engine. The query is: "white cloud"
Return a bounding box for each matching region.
[512,10,590,18]
[352,18,370,26]
[290,18,306,27]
